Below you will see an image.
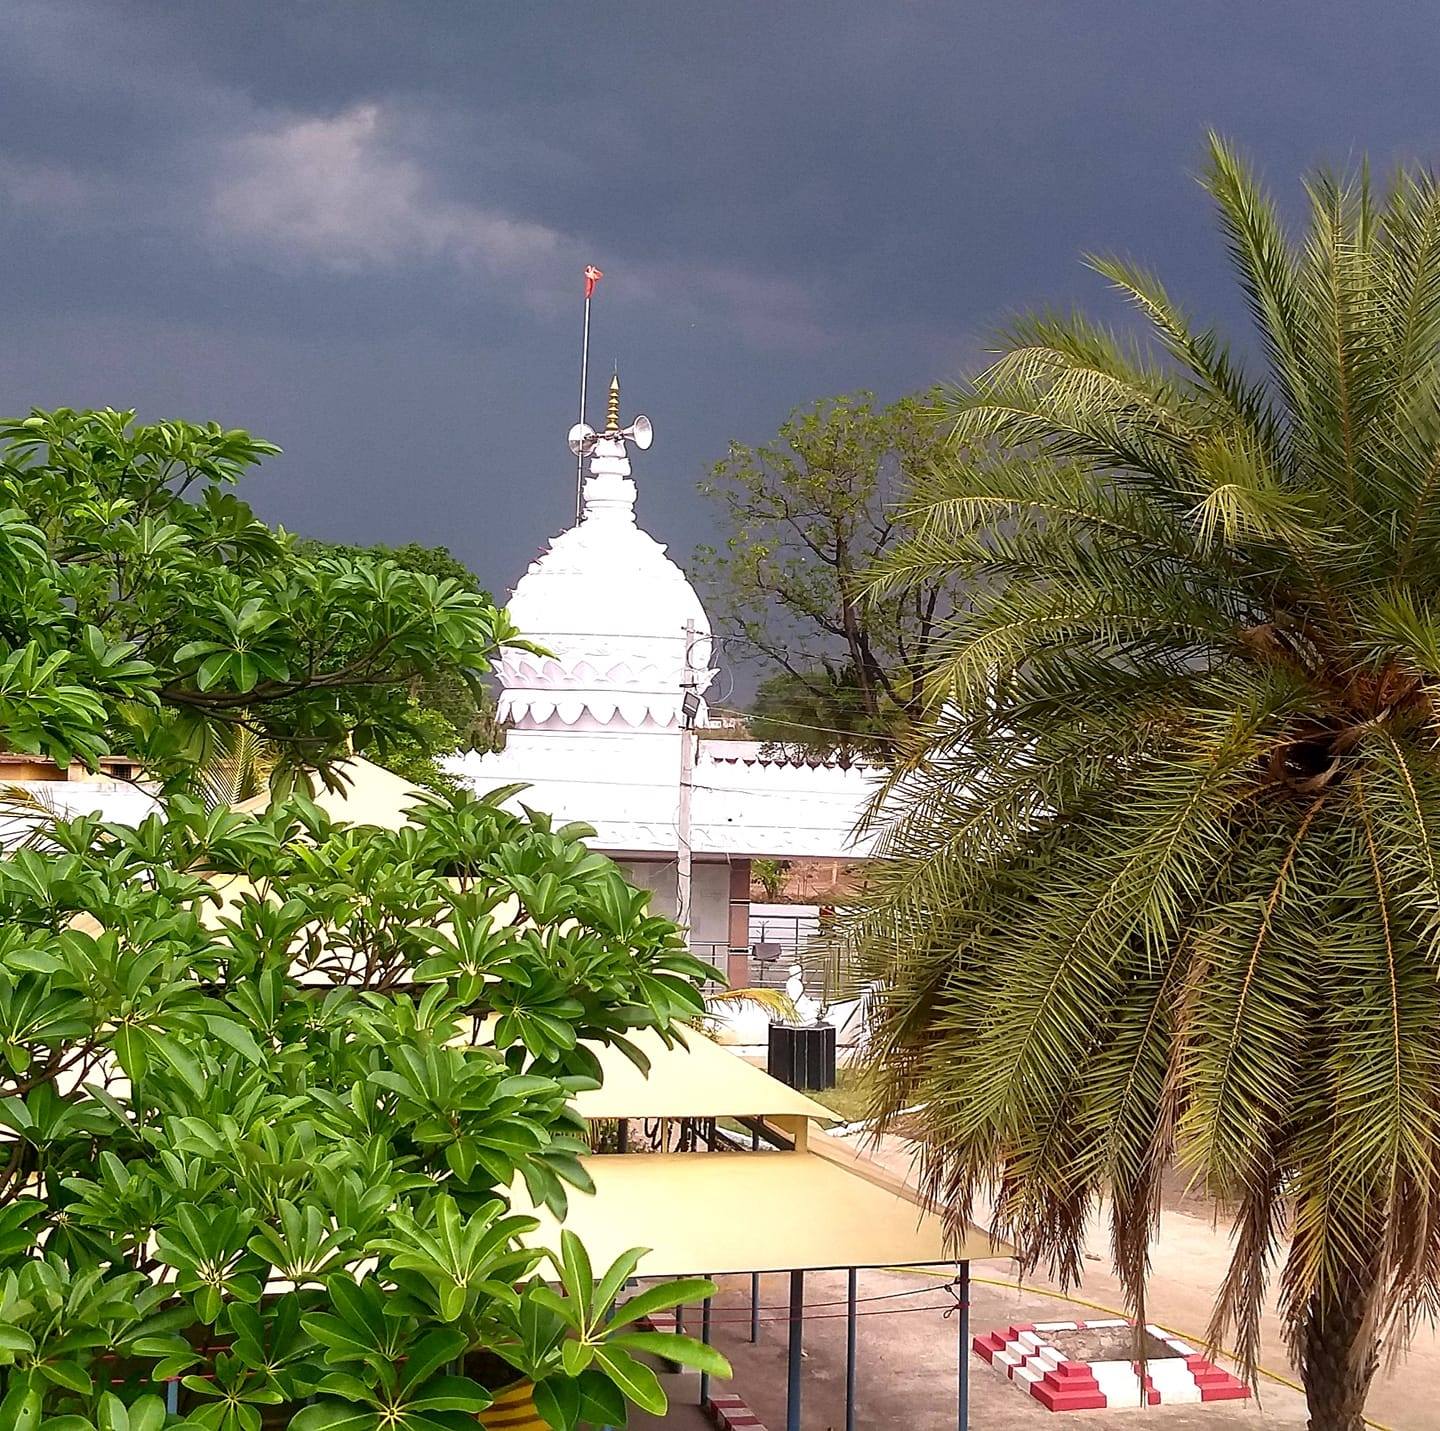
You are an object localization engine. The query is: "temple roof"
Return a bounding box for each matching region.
[495,387,714,731]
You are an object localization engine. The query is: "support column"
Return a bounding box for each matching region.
[845,1266,858,1431]
[726,857,751,987]
[677,620,698,936]
[699,1291,714,1408]
[956,1262,970,1431]
[786,1269,805,1431]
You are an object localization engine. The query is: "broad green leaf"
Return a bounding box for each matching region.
[532,1374,580,1431]
[560,1338,593,1376]
[593,1345,667,1415]
[607,1330,732,1377]
[288,1404,382,1431]
[406,1375,495,1412]
[607,1277,715,1331]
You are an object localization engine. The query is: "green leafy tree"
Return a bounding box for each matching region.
[855,137,1440,1430]
[0,408,512,796]
[307,541,503,794]
[751,857,792,902]
[749,669,880,765]
[0,409,727,1427]
[695,392,953,757]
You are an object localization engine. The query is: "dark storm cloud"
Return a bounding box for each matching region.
[3,0,1440,613]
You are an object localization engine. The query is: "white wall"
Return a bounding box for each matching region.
[453,730,880,859]
[617,856,733,964]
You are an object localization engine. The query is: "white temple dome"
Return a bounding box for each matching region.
[496,396,714,732]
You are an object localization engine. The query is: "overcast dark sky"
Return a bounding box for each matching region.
[3,1,1438,612]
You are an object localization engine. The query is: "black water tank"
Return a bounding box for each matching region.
[767,1021,837,1091]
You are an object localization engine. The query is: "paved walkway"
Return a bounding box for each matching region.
[627,1134,1428,1422]
[828,1132,1433,1431]
[630,1131,1436,1427]
[634,1266,1310,1429]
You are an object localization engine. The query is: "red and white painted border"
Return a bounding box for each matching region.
[630,1310,769,1431]
[972,1318,1252,1412]
[705,1392,769,1430]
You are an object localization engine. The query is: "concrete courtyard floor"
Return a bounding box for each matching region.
[630,1130,1438,1428]
[635,1266,1312,1430]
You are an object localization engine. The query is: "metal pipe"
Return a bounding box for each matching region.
[677,619,697,934]
[748,1122,762,1343]
[700,1292,714,1408]
[786,1268,805,1431]
[845,1266,858,1431]
[576,293,591,522]
[957,1261,970,1431]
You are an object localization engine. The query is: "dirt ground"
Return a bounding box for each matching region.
[628,1131,1439,1429]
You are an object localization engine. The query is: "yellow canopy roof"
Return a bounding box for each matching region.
[510,1148,1013,1276]
[572,1026,839,1123]
[234,756,429,830]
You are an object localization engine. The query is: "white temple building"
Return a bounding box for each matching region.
[0,376,879,996]
[450,378,878,984]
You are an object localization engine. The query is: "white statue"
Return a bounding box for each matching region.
[785,963,822,1026]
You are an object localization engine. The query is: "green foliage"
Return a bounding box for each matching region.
[751,857,791,901]
[695,392,954,758]
[0,409,513,795]
[0,785,725,1426]
[304,541,504,795]
[750,669,882,764]
[855,136,1440,1424]
[0,409,729,1426]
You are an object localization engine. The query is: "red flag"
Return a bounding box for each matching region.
[583,264,603,299]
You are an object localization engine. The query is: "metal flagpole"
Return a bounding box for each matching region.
[699,1291,714,1408]
[576,264,602,522]
[750,1125,762,1343]
[576,296,591,522]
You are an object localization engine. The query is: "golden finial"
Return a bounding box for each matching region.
[606,371,621,432]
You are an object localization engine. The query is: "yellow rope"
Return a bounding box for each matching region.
[885,1266,1397,1431]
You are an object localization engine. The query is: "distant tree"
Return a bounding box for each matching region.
[310,540,503,792]
[752,857,792,901]
[749,667,883,764]
[695,392,955,757]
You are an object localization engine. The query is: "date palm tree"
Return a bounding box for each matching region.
[855,136,1440,1430]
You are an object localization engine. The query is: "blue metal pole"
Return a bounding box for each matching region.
[957,1262,970,1431]
[845,1266,858,1431]
[751,1124,762,1344]
[700,1291,714,1409]
[786,1269,805,1431]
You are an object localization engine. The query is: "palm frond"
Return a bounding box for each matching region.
[851,138,1440,1399]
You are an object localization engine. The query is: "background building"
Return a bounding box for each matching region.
[451,382,878,987]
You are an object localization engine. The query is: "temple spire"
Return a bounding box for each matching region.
[605,371,622,433]
[565,372,652,521]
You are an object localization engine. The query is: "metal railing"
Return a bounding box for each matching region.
[689,933,860,1003]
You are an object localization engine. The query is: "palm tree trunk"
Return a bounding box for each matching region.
[1299,1277,1380,1431]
